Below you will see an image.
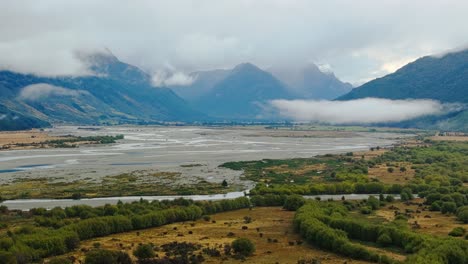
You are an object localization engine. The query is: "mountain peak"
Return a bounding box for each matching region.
[232,62,261,72]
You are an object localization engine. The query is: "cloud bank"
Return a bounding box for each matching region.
[151,71,196,87]
[0,1,467,82]
[18,83,87,101]
[270,98,451,124]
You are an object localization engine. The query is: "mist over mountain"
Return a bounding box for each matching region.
[0,52,204,130]
[171,69,230,101]
[270,64,353,100]
[191,63,293,120]
[337,49,468,131]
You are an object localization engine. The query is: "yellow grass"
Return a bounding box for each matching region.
[64,207,372,264]
[376,199,467,238]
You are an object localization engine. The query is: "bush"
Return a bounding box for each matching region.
[48,257,73,264]
[231,238,255,256]
[385,195,395,203]
[441,202,457,214]
[367,196,380,210]
[85,249,131,264]
[360,206,372,214]
[133,244,155,259]
[448,227,466,237]
[283,195,306,211]
[456,206,468,223]
[377,233,392,246]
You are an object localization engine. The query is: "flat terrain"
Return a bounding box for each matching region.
[0,130,60,150]
[430,136,468,141]
[376,198,467,238]
[65,207,372,264]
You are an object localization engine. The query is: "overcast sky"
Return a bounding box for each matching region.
[0,0,467,84]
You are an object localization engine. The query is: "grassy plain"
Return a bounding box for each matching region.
[65,207,372,264]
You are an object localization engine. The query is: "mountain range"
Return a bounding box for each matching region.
[0,52,203,130]
[171,63,352,120]
[1,48,467,131]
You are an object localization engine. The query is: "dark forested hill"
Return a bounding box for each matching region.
[338,49,468,103]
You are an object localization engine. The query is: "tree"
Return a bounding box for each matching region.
[385,195,395,202]
[441,202,457,214]
[400,188,413,201]
[283,195,306,211]
[231,238,255,256]
[133,244,155,260]
[367,196,380,210]
[221,180,228,187]
[85,249,118,264]
[377,233,392,246]
[456,206,468,223]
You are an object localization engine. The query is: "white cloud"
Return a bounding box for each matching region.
[18,83,87,101]
[270,98,451,124]
[0,114,6,120]
[151,70,196,87]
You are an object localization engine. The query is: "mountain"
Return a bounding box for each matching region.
[171,69,230,101]
[0,52,204,130]
[0,103,49,131]
[338,49,468,102]
[192,63,293,120]
[338,49,468,131]
[270,64,353,100]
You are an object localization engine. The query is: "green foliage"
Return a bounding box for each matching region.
[456,206,468,223]
[377,233,393,247]
[295,200,468,264]
[283,195,306,211]
[133,244,155,259]
[231,238,255,256]
[441,202,457,214]
[366,196,380,210]
[448,227,466,237]
[48,256,73,264]
[0,197,252,261]
[85,249,131,264]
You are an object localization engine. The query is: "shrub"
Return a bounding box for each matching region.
[48,257,73,264]
[385,195,395,203]
[85,249,131,264]
[448,227,466,237]
[456,206,468,223]
[377,233,392,246]
[133,244,155,259]
[231,238,255,257]
[283,195,306,211]
[360,206,372,214]
[441,202,457,214]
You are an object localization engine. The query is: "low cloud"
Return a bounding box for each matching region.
[151,70,196,87]
[18,83,87,101]
[270,98,455,124]
[0,114,7,120]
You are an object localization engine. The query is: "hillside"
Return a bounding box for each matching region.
[270,64,353,100]
[0,52,204,130]
[338,49,468,131]
[339,49,468,102]
[192,63,293,120]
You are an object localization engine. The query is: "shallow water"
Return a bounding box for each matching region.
[0,126,412,208]
[2,193,408,211]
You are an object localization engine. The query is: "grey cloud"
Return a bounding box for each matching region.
[18,83,88,101]
[151,70,196,87]
[270,98,454,124]
[0,1,467,82]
